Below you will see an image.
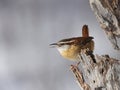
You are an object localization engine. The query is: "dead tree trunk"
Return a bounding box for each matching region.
[89,0,120,50]
[70,0,120,90]
[71,50,120,90]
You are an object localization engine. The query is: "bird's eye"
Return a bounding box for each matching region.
[58,44,64,47]
[58,44,62,47]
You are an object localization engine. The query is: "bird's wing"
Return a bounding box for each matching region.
[78,37,94,47]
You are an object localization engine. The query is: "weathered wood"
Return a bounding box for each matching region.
[89,0,120,50]
[70,1,120,89]
[70,50,120,90]
[70,65,90,90]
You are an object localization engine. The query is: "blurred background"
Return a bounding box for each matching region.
[0,0,120,90]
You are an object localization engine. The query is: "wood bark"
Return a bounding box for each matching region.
[70,0,120,90]
[70,50,120,90]
[89,0,120,50]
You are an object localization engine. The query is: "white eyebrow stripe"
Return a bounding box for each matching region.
[58,40,75,44]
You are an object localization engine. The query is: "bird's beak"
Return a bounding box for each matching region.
[49,43,58,48]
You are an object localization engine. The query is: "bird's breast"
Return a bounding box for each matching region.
[57,45,80,61]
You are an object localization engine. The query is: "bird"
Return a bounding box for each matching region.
[50,25,95,62]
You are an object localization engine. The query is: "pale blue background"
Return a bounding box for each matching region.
[0,0,120,90]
